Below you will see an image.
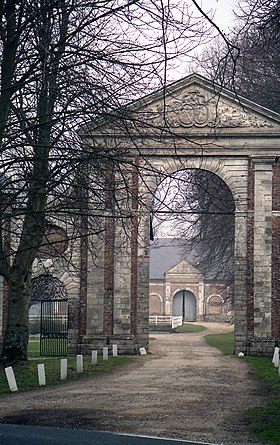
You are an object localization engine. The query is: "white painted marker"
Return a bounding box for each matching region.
[103,347,108,361]
[76,354,83,373]
[112,344,118,357]
[60,359,67,380]
[38,363,46,386]
[91,350,98,365]
[272,347,279,365]
[5,366,18,392]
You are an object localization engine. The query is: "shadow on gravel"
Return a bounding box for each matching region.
[1,408,112,430]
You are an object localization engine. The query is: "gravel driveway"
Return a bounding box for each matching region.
[0,323,266,445]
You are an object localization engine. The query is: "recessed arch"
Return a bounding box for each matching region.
[147,157,244,210]
[152,167,236,215]
[207,294,224,316]
[149,293,162,315]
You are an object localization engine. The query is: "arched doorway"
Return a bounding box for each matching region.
[172,290,197,321]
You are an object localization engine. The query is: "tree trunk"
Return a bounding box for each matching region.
[0,269,31,364]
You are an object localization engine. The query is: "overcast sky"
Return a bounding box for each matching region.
[200,0,238,31]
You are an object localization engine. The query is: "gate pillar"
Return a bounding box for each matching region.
[239,156,277,356]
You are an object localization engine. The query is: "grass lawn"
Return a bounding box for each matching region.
[0,343,133,394]
[204,331,234,355]
[175,323,207,334]
[204,331,280,444]
[28,339,40,357]
[245,356,280,445]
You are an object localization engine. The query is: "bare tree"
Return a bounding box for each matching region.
[197,0,280,112]
[0,0,218,364]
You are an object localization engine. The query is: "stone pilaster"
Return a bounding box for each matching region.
[234,211,248,353]
[198,282,205,320]
[253,158,273,337]
[246,159,254,337]
[272,161,280,340]
[113,226,131,336]
[86,231,105,336]
[136,213,150,348]
[165,281,171,315]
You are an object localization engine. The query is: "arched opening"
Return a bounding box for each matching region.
[30,274,68,303]
[29,275,68,356]
[149,167,235,325]
[172,290,197,321]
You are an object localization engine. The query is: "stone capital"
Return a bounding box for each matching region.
[251,156,275,171]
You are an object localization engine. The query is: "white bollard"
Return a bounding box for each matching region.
[76,354,83,373]
[103,347,108,361]
[37,363,46,386]
[139,347,147,356]
[91,350,98,365]
[5,366,18,392]
[274,349,280,368]
[272,347,279,365]
[112,344,118,357]
[60,359,67,380]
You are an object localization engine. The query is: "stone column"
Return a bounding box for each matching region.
[253,157,273,337]
[198,282,204,321]
[165,281,171,316]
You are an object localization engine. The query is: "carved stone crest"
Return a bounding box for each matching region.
[151,90,274,128]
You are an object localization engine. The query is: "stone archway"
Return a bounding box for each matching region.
[82,73,280,356]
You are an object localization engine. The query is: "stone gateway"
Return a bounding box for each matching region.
[1,73,280,356]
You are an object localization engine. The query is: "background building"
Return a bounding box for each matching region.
[149,239,233,322]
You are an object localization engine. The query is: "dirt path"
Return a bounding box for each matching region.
[0,323,266,444]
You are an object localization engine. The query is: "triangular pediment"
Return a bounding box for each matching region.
[132,74,280,131]
[166,259,201,276]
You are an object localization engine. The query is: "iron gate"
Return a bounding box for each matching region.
[40,299,68,356]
